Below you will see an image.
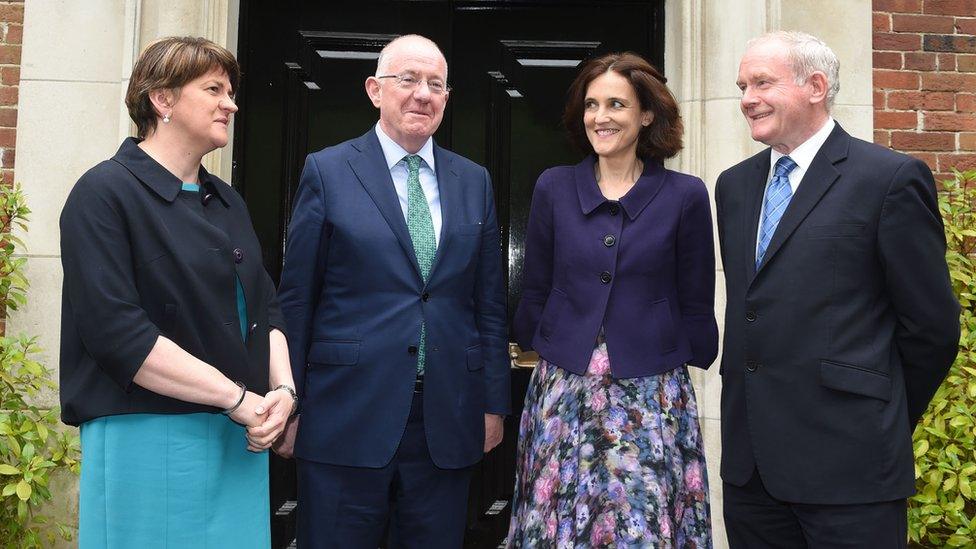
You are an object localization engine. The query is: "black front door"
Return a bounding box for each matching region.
[234,2,664,546]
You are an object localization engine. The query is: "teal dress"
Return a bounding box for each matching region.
[78,183,270,548]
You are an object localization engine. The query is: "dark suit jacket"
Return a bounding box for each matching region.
[278,129,510,470]
[59,138,285,425]
[514,157,718,377]
[715,123,960,504]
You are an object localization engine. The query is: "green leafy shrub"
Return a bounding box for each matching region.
[909,170,976,548]
[0,184,80,548]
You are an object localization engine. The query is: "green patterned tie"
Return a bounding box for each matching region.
[405,155,436,375]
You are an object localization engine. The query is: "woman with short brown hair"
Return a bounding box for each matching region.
[60,36,294,548]
[562,52,683,161]
[508,52,716,547]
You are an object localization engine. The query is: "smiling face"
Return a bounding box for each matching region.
[365,37,448,153]
[583,70,651,161]
[736,39,827,154]
[167,68,238,151]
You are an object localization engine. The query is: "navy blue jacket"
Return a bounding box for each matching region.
[514,156,718,378]
[716,124,959,504]
[59,138,285,425]
[278,130,510,469]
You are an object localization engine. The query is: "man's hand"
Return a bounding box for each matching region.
[484,414,504,453]
[272,415,300,458]
[245,389,293,452]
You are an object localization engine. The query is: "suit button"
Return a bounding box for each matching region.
[603,234,616,247]
[746,361,760,372]
[600,271,612,284]
[248,322,258,338]
[746,311,757,322]
[233,248,244,263]
[407,345,418,355]
[608,203,620,216]
[422,293,430,302]
[202,192,214,206]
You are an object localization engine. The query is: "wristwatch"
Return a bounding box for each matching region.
[274,384,299,416]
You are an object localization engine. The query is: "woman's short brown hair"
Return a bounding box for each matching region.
[563,52,683,161]
[125,36,240,139]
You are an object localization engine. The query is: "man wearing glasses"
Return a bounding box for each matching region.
[276,34,510,548]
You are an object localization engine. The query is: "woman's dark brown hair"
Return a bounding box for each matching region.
[125,36,241,139]
[563,52,683,161]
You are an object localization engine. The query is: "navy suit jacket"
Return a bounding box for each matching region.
[514,156,718,378]
[278,129,510,469]
[716,124,959,504]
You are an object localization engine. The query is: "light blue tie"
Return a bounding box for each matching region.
[756,156,798,269]
[405,155,436,375]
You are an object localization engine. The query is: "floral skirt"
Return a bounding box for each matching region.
[507,341,711,548]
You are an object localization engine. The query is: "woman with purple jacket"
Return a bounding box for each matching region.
[507,52,718,547]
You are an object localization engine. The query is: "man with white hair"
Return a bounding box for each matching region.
[276,34,510,548]
[715,30,959,547]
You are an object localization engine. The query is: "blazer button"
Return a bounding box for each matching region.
[600,271,612,284]
[608,203,620,216]
[422,293,430,302]
[603,234,616,247]
[746,361,760,372]
[202,192,214,206]
[745,311,757,322]
[407,345,418,355]
[248,322,258,338]
[233,248,244,263]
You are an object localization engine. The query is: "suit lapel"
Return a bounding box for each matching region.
[347,130,423,280]
[753,124,849,280]
[428,144,457,281]
[743,149,770,283]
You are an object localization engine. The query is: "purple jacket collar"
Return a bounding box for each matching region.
[574,155,668,220]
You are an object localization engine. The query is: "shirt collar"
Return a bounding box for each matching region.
[770,117,835,173]
[575,155,667,220]
[111,137,229,206]
[374,123,436,174]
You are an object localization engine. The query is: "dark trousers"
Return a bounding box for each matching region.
[724,469,907,549]
[296,392,472,549]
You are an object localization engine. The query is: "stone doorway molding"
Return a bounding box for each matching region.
[664,1,872,543]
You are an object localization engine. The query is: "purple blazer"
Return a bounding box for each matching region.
[513,156,718,378]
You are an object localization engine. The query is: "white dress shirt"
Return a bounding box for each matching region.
[756,117,836,258]
[375,124,442,247]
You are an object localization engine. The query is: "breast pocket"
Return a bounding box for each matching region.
[804,224,866,239]
[455,222,482,237]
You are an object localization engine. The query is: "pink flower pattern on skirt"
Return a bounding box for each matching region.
[507,341,711,548]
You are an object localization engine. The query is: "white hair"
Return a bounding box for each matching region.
[375,34,448,80]
[748,30,840,108]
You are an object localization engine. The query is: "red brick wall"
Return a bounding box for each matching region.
[0,0,21,335]
[873,0,976,181]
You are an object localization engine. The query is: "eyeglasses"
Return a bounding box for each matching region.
[376,74,451,95]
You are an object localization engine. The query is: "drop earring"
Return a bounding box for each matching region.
[163,113,171,123]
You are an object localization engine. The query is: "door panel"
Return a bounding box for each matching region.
[234,2,664,546]
[282,31,398,244]
[478,38,602,321]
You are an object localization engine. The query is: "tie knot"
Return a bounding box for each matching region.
[405,155,422,172]
[775,156,797,177]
